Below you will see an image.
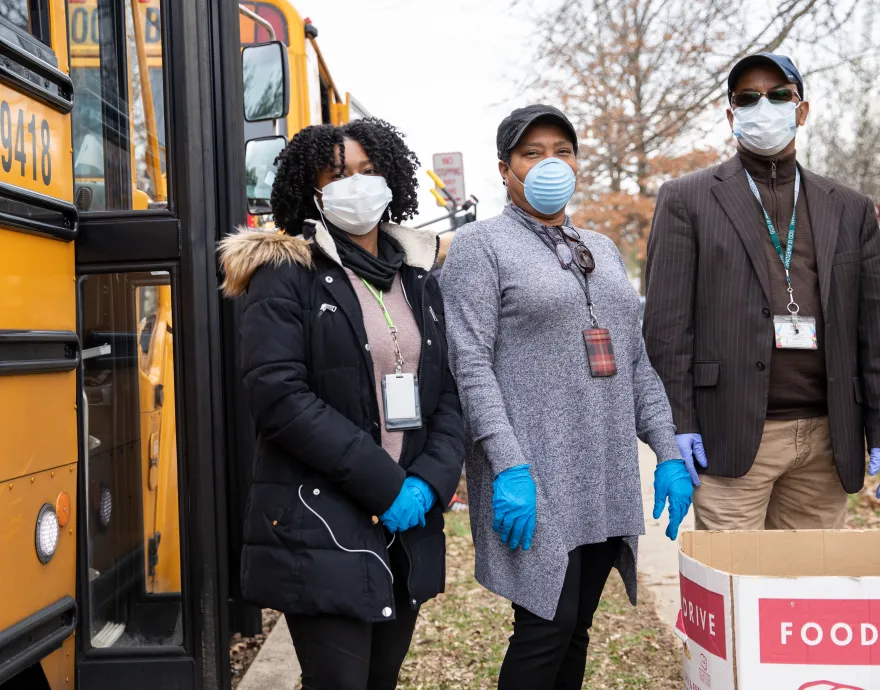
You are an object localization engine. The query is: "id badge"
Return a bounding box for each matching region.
[381,373,422,431]
[773,315,818,350]
[583,328,617,377]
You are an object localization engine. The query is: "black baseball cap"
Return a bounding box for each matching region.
[496,104,578,159]
[727,52,804,102]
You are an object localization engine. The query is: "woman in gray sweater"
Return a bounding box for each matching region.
[440,104,694,690]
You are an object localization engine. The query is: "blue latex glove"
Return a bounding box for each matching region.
[653,459,694,541]
[868,448,880,498]
[409,476,437,527]
[381,477,436,533]
[492,464,536,551]
[676,433,709,486]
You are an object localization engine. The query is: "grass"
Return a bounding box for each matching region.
[846,475,880,529]
[398,512,682,690]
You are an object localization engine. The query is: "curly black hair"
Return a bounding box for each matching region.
[270,117,420,234]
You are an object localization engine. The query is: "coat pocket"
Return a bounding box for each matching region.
[693,361,720,388]
[832,251,860,266]
[854,377,864,404]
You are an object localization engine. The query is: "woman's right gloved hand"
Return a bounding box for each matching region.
[492,464,536,551]
[381,476,435,533]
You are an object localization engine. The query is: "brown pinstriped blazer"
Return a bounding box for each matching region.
[643,154,880,493]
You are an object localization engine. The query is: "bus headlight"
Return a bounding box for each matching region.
[99,485,112,528]
[35,503,60,564]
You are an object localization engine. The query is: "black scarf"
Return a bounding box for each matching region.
[326,224,405,292]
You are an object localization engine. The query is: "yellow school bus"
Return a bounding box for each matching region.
[239,1,367,133]
[239,2,369,227]
[0,1,361,689]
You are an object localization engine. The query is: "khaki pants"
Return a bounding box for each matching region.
[693,417,847,531]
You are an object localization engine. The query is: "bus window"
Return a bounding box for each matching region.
[238,2,289,45]
[81,270,183,650]
[68,0,169,212]
[0,0,51,44]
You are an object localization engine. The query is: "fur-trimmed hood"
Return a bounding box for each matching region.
[218,220,439,297]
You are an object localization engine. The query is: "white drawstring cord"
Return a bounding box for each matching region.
[298,485,394,584]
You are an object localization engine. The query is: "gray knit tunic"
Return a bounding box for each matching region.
[440,204,680,620]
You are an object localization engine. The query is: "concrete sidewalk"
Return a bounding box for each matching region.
[238,442,688,688]
[637,441,693,625]
[236,617,298,690]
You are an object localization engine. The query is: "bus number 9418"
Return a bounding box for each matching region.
[0,100,52,187]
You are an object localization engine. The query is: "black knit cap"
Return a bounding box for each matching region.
[496,104,578,159]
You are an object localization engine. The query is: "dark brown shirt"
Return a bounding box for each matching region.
[738,149,827,419]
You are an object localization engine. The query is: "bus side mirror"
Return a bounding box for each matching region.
[242,41,290,123]
[246,136,287,216]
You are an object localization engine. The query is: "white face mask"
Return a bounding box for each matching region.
[315,174,393,236]
[732,97,799,157]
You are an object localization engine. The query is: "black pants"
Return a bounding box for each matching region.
[285,541,419,690]
[498,538,621,690]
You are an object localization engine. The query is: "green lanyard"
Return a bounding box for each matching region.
[744,167,801,317]
[361,279,405,372]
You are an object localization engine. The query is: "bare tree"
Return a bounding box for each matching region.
[806,6,880,203]
[523,0,876,290]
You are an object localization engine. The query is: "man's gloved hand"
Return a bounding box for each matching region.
[653,459,694,541]
[381,476,437,532]
[492,464,536,551]
[675,433,709,486]
[867,448,880,498]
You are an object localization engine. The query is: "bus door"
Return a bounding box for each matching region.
[67,0,289,686]
[0,1,79,688]
[67,0,190,687]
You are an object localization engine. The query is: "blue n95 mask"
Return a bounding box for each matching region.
[509,158,576,215]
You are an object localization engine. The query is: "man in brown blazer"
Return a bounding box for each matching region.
[643,52,880,530]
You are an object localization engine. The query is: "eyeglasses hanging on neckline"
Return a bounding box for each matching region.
[544,225,595,275]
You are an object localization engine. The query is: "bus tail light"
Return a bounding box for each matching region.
[35,504,60,563]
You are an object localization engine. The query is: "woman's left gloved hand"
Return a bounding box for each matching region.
[381,476,437,532]
[652,459,694,541]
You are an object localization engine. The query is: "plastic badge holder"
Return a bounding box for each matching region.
[381,373,422,431]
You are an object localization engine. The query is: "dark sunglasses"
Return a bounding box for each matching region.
[731,88,800,109]
[547,226,595,274]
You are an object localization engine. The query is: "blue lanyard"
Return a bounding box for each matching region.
[744,168,800,290]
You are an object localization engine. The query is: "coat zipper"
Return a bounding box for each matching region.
[398,275,428,609]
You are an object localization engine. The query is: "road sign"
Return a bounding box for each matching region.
[432,152,465,205]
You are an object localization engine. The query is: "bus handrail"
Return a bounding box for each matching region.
[130,0,166,203]
[238,5,276,42]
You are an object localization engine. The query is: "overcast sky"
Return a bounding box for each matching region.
[298,0,533,228]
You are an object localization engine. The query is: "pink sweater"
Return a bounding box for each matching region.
[346,269,422,462]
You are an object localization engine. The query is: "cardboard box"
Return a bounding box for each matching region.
[674,530,880,690]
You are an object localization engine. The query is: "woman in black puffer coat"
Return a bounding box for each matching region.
[219,119,465,690]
